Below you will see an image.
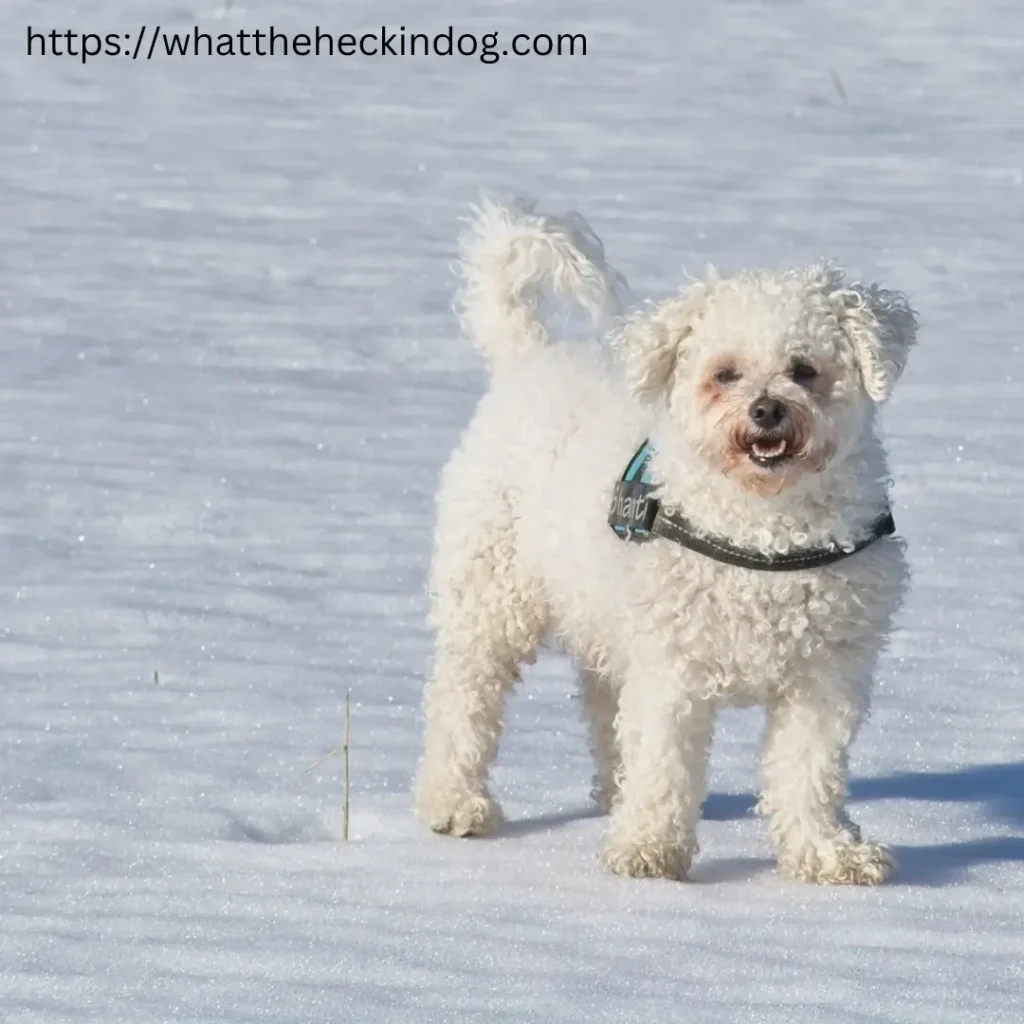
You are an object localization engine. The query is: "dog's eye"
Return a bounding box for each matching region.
[713,367,741,386]
[790,360,818,385]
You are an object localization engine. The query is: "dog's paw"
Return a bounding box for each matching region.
[414,785,502,837]
[780,839,896,886]
[601,834,693,880]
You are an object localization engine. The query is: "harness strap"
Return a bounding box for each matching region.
[608,441,896,572]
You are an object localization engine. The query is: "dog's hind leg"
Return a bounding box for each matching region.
[578,669,621,813]
[413,496,547,837]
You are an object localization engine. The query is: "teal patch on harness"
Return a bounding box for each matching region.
[623,441,654,485]
[608,440,658,541]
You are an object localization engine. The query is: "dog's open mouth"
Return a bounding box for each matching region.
[747,438,793,469]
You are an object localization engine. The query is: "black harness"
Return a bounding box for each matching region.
[608,441,896,572]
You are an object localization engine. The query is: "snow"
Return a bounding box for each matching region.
[1,0,1022,1020]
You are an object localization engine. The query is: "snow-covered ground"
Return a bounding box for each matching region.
[1,0,1022,1020]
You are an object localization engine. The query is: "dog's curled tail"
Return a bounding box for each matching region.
[457,198,628,367]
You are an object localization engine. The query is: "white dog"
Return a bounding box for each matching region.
[413,200,916,884]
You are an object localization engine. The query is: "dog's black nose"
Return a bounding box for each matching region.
[748,396,788,429]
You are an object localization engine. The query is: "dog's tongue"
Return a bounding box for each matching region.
[752,439,787,458]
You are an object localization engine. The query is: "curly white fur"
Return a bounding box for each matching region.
[414,200,917,885]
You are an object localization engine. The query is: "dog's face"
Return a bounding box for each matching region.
[619,266,917,497]
[690,327,852,497]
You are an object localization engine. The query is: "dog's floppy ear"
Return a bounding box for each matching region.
[616,281,711,404]
[833,281,918,403]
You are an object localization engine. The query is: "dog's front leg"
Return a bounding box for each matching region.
[601,677,714,880]
[758,681,895,885]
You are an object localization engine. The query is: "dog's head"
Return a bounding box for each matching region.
[616,265,917,497]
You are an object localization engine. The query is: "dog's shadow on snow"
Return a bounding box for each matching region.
[703,760,1024,885]
[503,763,1024,885]
[501,805,605,838]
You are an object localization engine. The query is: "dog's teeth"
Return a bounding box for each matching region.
[752,440,787,458]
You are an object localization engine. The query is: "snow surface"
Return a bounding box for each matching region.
[1,0,1023,1020]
